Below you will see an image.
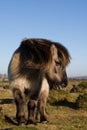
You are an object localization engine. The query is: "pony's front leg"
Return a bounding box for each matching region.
[39,98,48,123]
[13,88,26,125]
[26,99,37,125]
[38,78,49,123]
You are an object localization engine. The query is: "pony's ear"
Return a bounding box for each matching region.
[50,44,58,59]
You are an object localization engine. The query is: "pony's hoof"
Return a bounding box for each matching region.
[40,116,48,124]
[41,120,49,124]
[17,116,26,125]
[26,119,37,125]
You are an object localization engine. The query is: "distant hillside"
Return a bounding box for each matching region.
[69,76,87,80]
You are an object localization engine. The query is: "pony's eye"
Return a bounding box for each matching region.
[55,61,61,66]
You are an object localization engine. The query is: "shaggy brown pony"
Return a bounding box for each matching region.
[8,38,70,125]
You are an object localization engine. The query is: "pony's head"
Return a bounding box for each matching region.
[45,41,70,90]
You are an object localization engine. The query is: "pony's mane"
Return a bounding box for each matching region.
[19,38,70,69]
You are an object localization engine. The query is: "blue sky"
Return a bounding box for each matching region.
[0,0,87,77]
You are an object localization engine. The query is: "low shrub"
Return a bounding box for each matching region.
[3,85,9,89]
[48,89,68,105]
[70,82,87,93]
[76,93,87,109]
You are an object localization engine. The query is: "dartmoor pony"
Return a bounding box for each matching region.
[8,38,70,125]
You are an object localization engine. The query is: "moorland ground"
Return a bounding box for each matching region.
[0,78,87,130]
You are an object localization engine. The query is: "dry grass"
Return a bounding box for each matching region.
[0,79,87,130]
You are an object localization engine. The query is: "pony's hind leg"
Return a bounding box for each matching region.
[13,88,26,125]
[26,99,37,125]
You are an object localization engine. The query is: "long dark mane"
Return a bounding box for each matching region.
[18,38,70,70]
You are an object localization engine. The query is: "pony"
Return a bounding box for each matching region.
[8,38,70,125]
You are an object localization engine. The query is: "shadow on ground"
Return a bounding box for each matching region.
[0,99,14,104]
[4,115,18,126]
[50,99,78,109]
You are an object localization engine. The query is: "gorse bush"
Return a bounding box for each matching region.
[76,93,87,109]
[48,89,69,105]
[70,82,87,93]
[78,82,87,88]
[3,85,9,89]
